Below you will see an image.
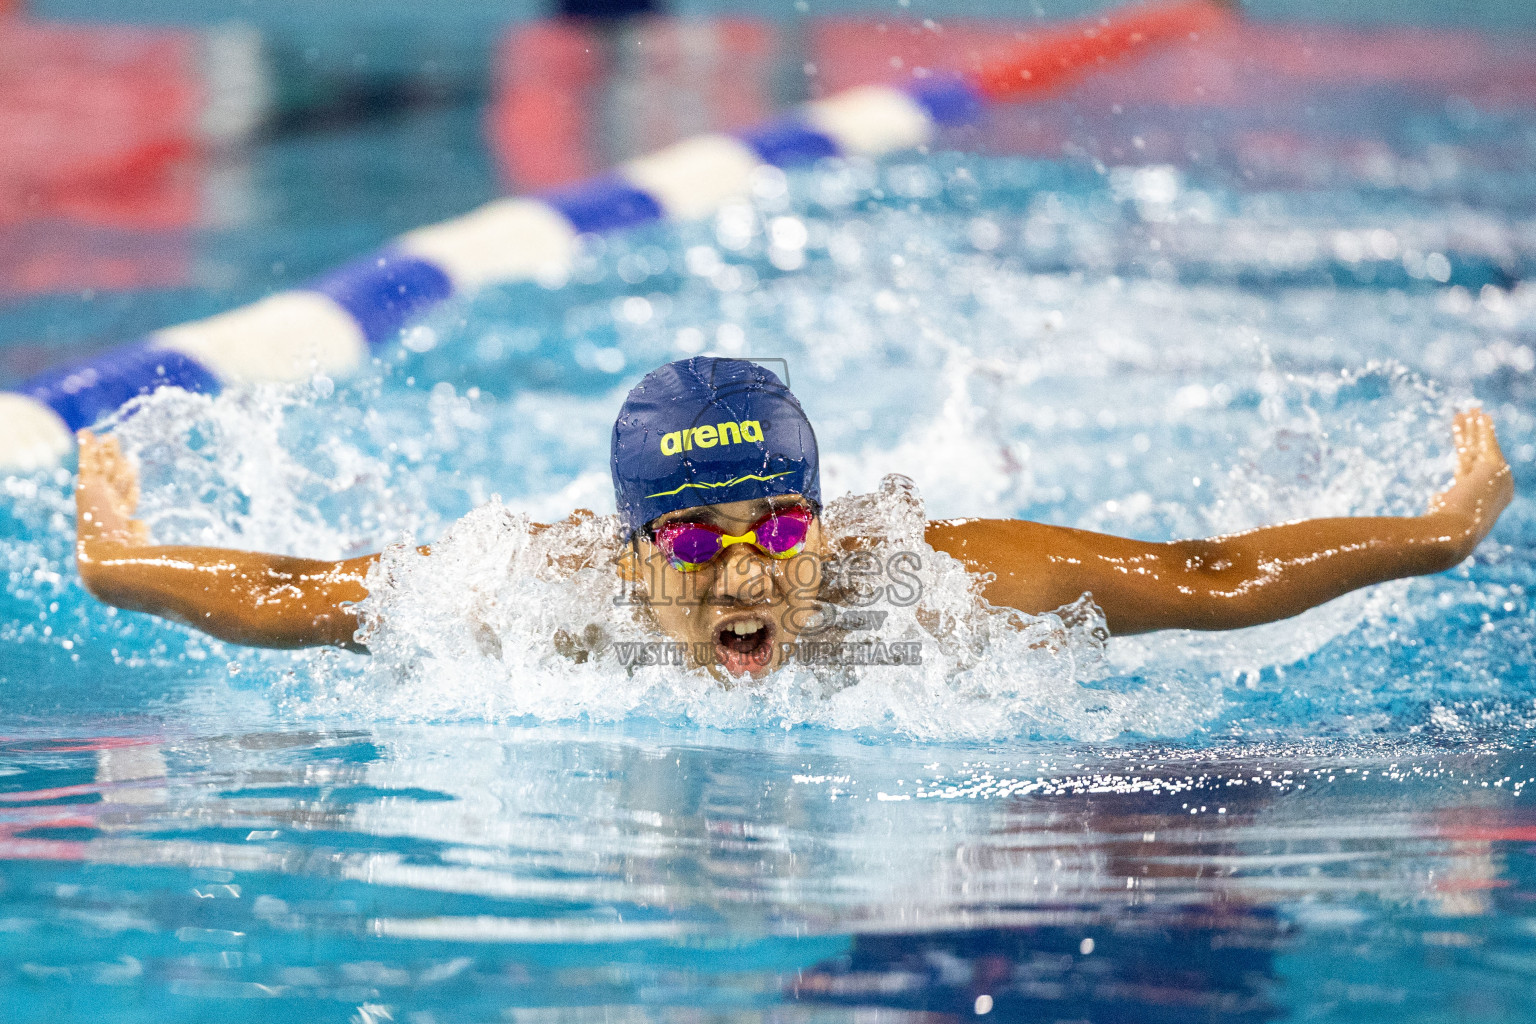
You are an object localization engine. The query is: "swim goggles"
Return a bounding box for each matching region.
[649,506,815,572]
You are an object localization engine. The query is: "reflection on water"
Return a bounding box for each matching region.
[3,726,1534,1022]
[5,12,1536,1021]
[795,919,1281,1022]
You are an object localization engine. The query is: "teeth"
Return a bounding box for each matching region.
[731,621,762,636]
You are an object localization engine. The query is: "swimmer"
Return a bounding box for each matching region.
[75,357,1512,678]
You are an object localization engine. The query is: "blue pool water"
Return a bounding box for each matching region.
[5,23,1536,1023]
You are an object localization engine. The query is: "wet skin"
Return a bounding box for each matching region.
[75,410,1513,674]
[928,409,1513,634]
[75,433,376,652]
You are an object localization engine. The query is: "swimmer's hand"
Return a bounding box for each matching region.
[1426,408,1513,561]
[71,435,576,652]
[73,429,376,651]
[76,430,151,550]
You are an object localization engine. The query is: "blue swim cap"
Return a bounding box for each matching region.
[611,357,821,539]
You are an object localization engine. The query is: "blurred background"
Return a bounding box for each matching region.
[2,0,1534,389]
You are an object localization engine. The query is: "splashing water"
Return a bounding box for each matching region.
[298,474,1126,741]
[3,148,1532,743]
[9,37,1536,1024]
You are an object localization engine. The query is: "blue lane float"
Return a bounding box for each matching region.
[737,118,840,168]
[314,251,457,351]
[23,344,222,434]
[542,176,667,235]
[0,76,988,472]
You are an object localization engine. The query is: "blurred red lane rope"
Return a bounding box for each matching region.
[974,0,1234,100]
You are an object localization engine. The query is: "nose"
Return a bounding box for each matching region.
[710,543,775,604]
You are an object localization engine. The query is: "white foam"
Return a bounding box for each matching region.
[21,151,1521,743]
[300,474,1222,741]
[102,384,434,560]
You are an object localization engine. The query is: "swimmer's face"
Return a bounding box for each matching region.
[625,494,827,681]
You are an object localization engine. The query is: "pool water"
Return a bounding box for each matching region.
[5,18,1536,1023]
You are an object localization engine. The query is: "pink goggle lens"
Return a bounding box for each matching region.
[652,506,813,571]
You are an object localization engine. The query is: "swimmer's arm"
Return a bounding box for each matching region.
[74,431,383,652]
[926,410,1513,635]
[78,543,377,652]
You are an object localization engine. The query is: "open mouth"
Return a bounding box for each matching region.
[713,614,775,677]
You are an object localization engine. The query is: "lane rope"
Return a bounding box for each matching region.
[0,0,1226,472]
